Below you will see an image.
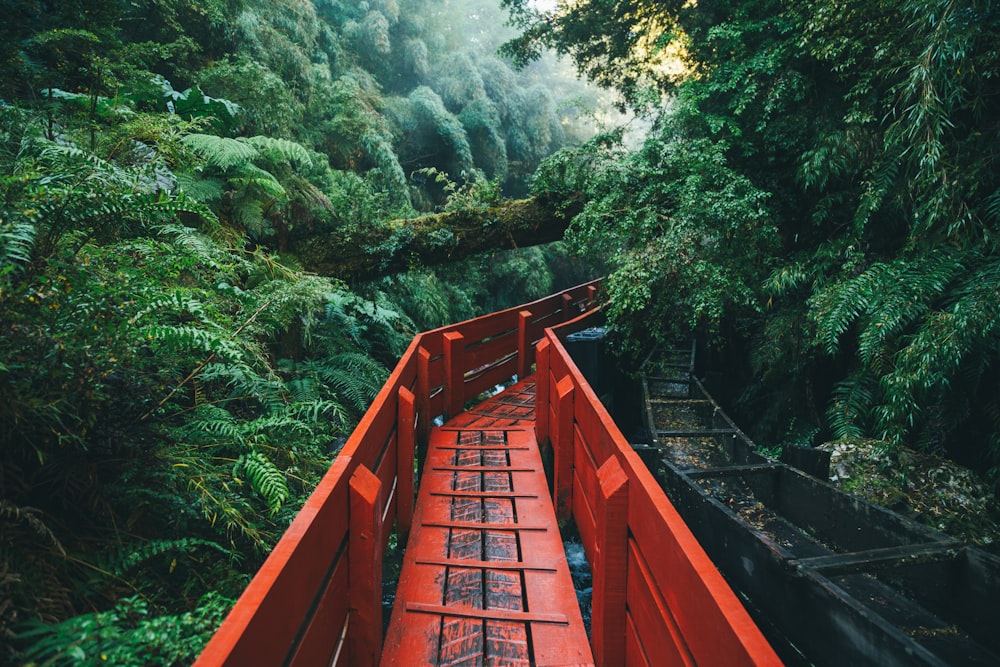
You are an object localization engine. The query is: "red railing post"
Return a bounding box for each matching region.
[443,331,465,419]
[592,457,629,667]
[552,375,575,521]
[416,345,431,447]
[561,293,574,322]
[397,386,416,541]
[517,309,533,379]
[535,338,551,447]
[349,466,383,667]
[587,284,599,305]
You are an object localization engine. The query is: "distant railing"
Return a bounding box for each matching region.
[536,309,782,666]
[194,281,601,667]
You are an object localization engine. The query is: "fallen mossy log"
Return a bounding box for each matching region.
[293,196,581,282]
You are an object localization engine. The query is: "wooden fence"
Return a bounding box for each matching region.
[536,309,781,666]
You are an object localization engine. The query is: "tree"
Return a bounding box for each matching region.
[512,0,1000,475]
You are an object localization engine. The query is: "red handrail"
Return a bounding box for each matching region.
[195,281,602,667]
[536,309,782,666]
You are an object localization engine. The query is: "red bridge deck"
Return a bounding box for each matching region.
[382,380,594,665]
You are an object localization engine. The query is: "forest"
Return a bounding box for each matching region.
[1,0,998,664]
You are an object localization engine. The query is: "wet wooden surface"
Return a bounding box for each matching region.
[381,380,594,666]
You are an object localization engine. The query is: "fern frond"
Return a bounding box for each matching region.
[104,538,233,576]
[318,353,388,414]
[229,163,286,199]
[141,324,245,362]
[242,136,313,168]
[181,133,259,170]
[0,218,37,274]
[235,451,289,514]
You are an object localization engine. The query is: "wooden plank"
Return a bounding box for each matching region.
[287,553,349,667]
[349,466,384,667]
[626,539,695,667]
[384,422,593,667]
[593,457,629,667]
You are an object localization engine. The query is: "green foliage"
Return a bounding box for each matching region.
[18,593,233,667]
[0,1,613,662]
[514,0,1000,489]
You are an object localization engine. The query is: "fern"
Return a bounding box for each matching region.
[317,353,388,414]
[827,372,879,439]
[102,538,234,577]
[181,133,259,170]
[242,136,312,168]
[0,218,36,278]
[235,451,289,514]
[141,324,246,362]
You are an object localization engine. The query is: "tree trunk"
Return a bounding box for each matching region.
[292,196,582,282]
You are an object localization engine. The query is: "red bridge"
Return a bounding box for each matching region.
[195,281,781,666]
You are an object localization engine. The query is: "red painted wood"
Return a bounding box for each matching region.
[593,457,629,667]
[286,554,349,667]
[349,465,384,667]
[552,375,575,520]
[382,422,593,666]
[517,309,533,379]
[541,316,782,667]
[625,611,653,667]
[198,281,783,667]
[417,346,431,446]
[534,338,551,446]
[194,456,352,667]
[443,331,465,419]
[397,386,416,540]
[625,539,695,667]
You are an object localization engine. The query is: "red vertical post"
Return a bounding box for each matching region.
[349,465,383,667]
[561,293,574,322]
[592,457,629,667]
[587,284,599,307]
[397,386,416,541]
[416,345,431,447]
[534,337,551,447]
[553,375,575,521]
[517,309,533,379]
[443,331,465,419]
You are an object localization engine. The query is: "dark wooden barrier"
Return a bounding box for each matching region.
[194,281,601,667]
[536,310,781,666]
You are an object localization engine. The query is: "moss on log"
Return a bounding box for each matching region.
[293,196,581,282]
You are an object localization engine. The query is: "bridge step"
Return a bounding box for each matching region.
[382,382,593,666]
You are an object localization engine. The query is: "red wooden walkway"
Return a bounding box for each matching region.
[382,381,594,665]
[195,281,781,667]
